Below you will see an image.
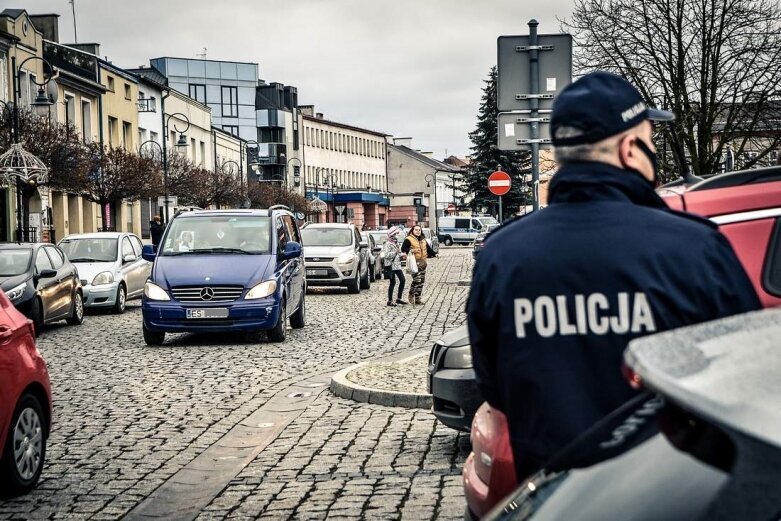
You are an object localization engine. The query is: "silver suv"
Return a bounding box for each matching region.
[300,223,370,294]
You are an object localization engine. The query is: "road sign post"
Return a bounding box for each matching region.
[488,171,512,223]
[497,21,572,213]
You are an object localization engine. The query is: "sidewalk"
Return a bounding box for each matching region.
[330,349,433,409]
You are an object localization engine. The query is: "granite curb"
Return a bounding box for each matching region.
[330,350,433,410]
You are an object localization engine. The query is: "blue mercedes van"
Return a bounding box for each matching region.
[140,207,305,345]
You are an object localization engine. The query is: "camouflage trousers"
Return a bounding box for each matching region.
[410,264,427,297]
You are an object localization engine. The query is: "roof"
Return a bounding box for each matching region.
[301,222,354,229]
[61,232,126,240]
[98,59,139,84]
[151,56,259,67]
[127,66,168,89]
[302,114,389,138]
[0,9,26,19]
[625,308,781,449]
[443,155,470,168]
[388,144,462,173]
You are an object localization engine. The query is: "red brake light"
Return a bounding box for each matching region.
[621,362,644,390]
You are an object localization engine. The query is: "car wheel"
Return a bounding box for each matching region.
[66,292,84,325]
[347,274,360,294]
[113,284,127,314]
[360,263,371,290]
[290,293,305,329]
[0,393,47,498]
[268,299,287,342]
[142,324,165,346]
[369,264,376,282]
[443,236,453,246]
[29,298,43,337]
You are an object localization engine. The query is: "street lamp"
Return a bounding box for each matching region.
[287,157,302,188]
[324,173,337,223]
[425,173,437,230]
[160,112,190,224]
[220,159,247,208]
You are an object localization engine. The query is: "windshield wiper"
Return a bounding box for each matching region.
[69,258,105,263]
[192,248,255,254]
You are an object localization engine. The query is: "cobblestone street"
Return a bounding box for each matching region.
[0,249,473,520]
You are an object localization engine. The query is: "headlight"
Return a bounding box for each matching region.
[246,280,277,300]
[443,345,473,369]
[91,271,114,286]
[144,281,170,301]
[337,253,356,265]
[6,282,27,301]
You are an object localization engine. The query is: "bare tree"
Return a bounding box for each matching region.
[563,0,781,180]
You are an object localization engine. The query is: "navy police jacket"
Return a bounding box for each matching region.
[467,161,761,480]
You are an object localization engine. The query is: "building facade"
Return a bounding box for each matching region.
[385,138,462,230]
[301,106,389,227]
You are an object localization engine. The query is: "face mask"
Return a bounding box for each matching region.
[633,138,658,186]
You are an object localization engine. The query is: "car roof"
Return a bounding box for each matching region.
[303,223,353,229]
[175,209,273,218]
[0,242,43,249]
[625,308,781,449]
[61,232,125,240]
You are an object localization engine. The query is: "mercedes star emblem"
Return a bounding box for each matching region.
[200,287,215,301]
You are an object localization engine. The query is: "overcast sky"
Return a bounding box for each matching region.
[28,0,575,158]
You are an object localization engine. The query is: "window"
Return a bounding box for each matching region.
[221,86,238,117]
[106,75,115,92]
[765,219,781,295]
[122,237,135,259]
[124,83,131,100]
[276,218,288,251]
[64,94,76,126]
[45,247,64,269]
[223,125,239,136]
[200,141,206,166]
[81,100,92,142]
[283,216,300,244]
[123,121,132,148]
[259,128,284,143]
[130,236,144,256]
[455,218,471,230]
[35,248,53,273]
[108,117,118,146]
[188,83,206,104]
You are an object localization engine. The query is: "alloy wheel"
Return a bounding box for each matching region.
[13,408,43,481]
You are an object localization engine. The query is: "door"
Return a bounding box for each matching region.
[276,218,294,317]
[118,236,140,296]
[44,246,74,320]
[128,235,150,297]
[34,247,59,321]
[282,216,303,308]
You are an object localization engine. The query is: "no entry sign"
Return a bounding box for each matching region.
[488,171,512,196]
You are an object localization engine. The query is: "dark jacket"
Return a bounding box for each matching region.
[150,221,164,247]
[467,161,761,480]
[401,235,436,258]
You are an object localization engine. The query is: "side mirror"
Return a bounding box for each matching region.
[282,241,302,260]
[372,246,382,253]
[123,254,136,263]
[38,269,57,279]
[359,241,369,250]
[142,244,157,262]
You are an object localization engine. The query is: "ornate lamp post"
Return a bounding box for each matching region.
[324,173,337,223]
[287,157,302,189]
[160,112,190,223]
[220,159,246,208]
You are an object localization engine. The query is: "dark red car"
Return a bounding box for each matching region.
[0,289,52,497]
[464,166,781,519]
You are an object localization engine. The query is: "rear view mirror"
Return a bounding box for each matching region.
[359,241,369,249]
[142,244,157,262]
[38,269,57,279]
[282,241,302,260]
[123,254,136,263]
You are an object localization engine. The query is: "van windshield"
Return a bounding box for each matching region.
[161,216,271,255]
[301,227,353,247]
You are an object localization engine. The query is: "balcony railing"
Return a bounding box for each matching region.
[137,97,157,112]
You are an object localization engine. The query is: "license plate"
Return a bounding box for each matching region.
[307,269,328,276]
[186,308,229,319]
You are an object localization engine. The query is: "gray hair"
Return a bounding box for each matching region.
[553,126,619,164]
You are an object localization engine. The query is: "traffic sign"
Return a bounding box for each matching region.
[488,171,512,196]
[497,112,552,151]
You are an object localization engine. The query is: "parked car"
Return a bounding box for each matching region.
[442,165,781,517]
[472,224,501,259]
[0,243,84,334]
[427,326,480,432]
[361,232,383,282]
[422,227,440,254]
[0,288,52,497]
[58,232,152,314]
[301,223,370,294]
[368,231,390,278]
[438,216,499,246]
[485,308,781,521]
[140,208,306,345]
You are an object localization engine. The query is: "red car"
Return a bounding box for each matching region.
[464,166,781,519]
[0,289,52,497]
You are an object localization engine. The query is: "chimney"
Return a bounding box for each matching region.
[29,14,60,43]
[316,112,324,119]
[393,137,413,148]
[299,105,315,117]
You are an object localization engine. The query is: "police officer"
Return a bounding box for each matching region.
[467,71,760,481]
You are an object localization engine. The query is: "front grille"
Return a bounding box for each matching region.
[171,285,244,302]
[305,257,334,263]
[306,267,340,279]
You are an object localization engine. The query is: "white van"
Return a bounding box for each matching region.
[437,216,499,245]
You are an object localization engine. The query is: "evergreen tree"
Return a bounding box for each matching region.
[455,66,530,216]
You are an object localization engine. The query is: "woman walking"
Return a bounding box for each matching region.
[402,224,436,305]
[382,228,408,307]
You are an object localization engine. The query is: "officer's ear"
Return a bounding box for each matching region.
[618,134,642,172]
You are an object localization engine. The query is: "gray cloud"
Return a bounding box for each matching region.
[29,0,574,157]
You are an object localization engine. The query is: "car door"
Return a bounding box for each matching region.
[33,247,59,322]
[275,217,294,316]
[44,246,75,320]
[282,215,303,307]
[128,235,150,297]
[117,236,139,295]
[354,227,366,274]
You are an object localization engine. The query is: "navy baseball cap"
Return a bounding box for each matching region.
[550,72,674,147]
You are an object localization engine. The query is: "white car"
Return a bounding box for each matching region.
[58,232,151,313]
[300,223,370,294]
